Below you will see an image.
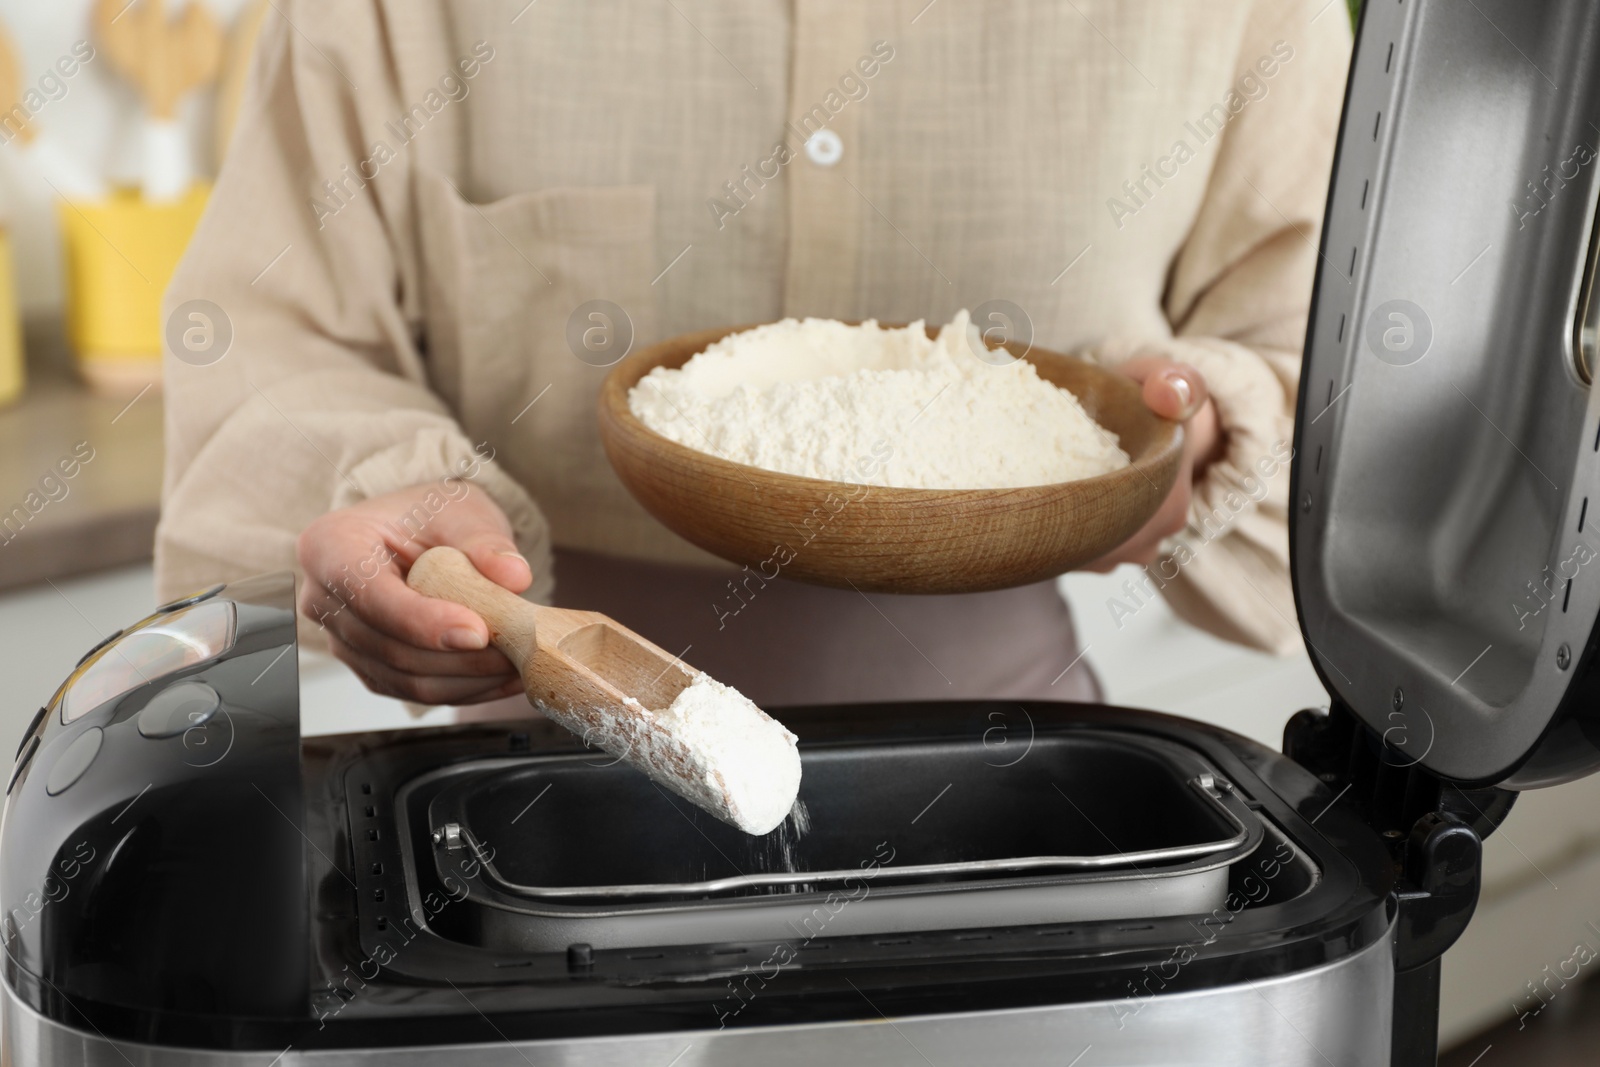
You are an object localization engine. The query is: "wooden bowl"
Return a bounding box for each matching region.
[597,325,1183,595]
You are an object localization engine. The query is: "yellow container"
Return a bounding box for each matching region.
[0,228,22,408]
[58,184,210,393]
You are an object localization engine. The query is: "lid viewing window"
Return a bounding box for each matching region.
[59,600,236,723]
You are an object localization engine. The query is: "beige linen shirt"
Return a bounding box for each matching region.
[158,0,1350,659]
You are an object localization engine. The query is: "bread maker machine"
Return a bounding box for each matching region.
[6,0,1600,1063]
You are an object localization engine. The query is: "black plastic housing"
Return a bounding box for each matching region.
[0,574,307,1045]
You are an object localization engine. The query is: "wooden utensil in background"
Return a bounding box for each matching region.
[93,0,222,202]
[406,546,801,835]
[0,21,106,200]
[600,327,1185,595]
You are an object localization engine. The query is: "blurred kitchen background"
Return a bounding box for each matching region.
[0,2,1593,1062]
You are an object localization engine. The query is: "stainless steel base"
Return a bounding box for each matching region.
[1,925,1394,1066]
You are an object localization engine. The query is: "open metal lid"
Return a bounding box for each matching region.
[1293,0,1600,789]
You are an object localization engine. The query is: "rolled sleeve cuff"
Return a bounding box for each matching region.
[1083,334,1300,655]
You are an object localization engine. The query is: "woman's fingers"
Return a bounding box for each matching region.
[1119,356,1210,422]
[327,632,520,705]
[1086,481,1198,572]
[294,483,546,705]
[458,536,532,596]
[304,565,491,651]
[352,568,493,651]
[1075,356,1228,580]
[420,490,534,594]
[298,512,493,652]
[328,603,516,677]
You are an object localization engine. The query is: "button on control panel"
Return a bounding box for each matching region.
[137,681,221,740]
[45,728,104,796]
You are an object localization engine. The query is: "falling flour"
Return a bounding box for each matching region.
[750,798,812,885]
[627,672,801,836]
[629,310,1130,489]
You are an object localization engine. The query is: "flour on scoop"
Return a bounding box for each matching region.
[628,310,1130,489]
[635,672,801,836]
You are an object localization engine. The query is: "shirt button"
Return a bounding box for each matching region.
[805,129,843,167]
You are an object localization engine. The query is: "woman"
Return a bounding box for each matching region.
[157,0,1350,710]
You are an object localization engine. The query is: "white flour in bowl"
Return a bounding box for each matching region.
[628,310,1130,489]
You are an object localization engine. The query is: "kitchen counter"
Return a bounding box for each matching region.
[0,318,162,591]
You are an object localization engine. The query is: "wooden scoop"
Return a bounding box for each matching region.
[406,546,801,835]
